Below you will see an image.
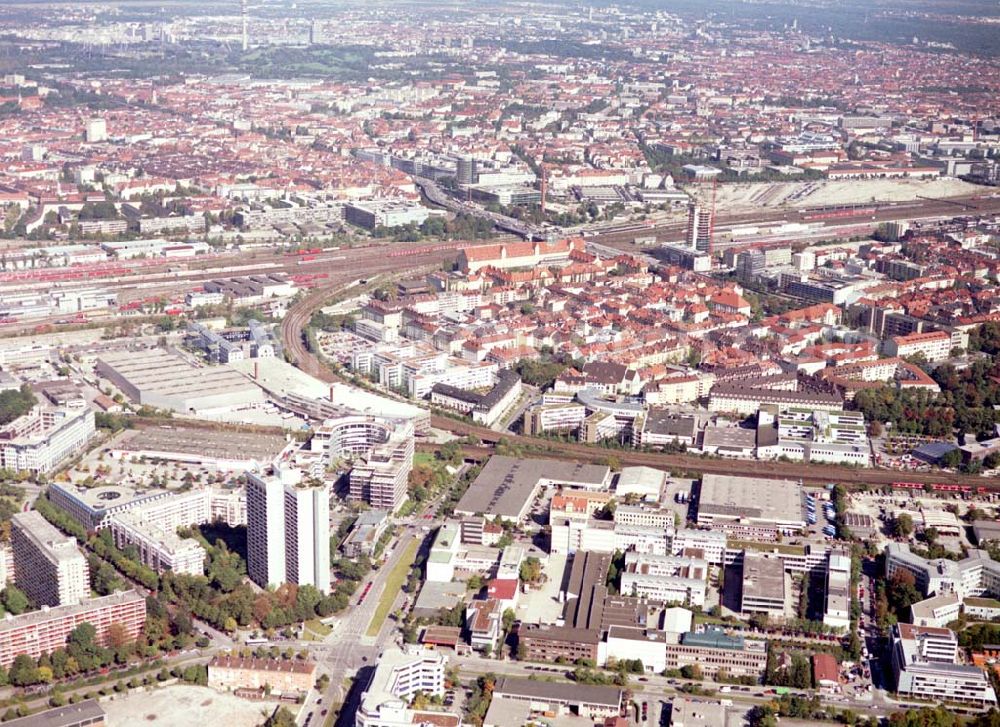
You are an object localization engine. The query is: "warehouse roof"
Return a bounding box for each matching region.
[697,474,804,525]
[493,676,622,708]
[455,455,610,520]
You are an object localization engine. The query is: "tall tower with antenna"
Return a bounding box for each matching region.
[241,0,249,51]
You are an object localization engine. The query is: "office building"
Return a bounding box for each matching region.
[672,528,728,565]
[695,474,806,542]
[891,623,996,706]
[885,543,1000,600]
[516,624,600,664]
[0,407,95,475]
[823,548,852,630]
[344,201,430,230]
[356,647,457,727]
[739,552,786,616]
[0,591,145,667]
[620,552,708,607]
[736,249,765,283]
[664,627,768,678]
[247,465,331,593]
[910,593,962,629]
[10,511,89,607]
[85,119,107,143]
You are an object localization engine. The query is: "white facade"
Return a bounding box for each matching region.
[891,624,996,706]
[284,485,331,595]
[620,552,708,607]
[110,512,206,576]
[672,529,727,565]
[356,647,455,727]
[247,466,331,593]
[10,511,89,607]
[0,407,95,474]
[247,469,288,590]
[823,549,852,630]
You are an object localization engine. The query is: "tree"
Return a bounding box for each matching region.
[9,654,39,686]
[680,664,702,680]
[105,622,132,650]
[264,706,297,727]
[1,585,29,615]
[888,706,961,727]
[519,557,542,584]
[502,608,516,633]
[892,513,914,539]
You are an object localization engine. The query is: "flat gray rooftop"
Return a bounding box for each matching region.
[455,455,609,520]
[698,473,804,524]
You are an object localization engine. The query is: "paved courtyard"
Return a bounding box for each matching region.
[102,684,285,727]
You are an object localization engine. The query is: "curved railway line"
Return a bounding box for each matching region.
[279,259,1000,491]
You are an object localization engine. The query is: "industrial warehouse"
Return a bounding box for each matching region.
[96,348,265,414]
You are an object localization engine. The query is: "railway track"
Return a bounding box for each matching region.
[587,193,1000,249]
[418,423,1000,489]
[278,263,1000,490]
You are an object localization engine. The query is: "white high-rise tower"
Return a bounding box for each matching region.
[247,464,330,593]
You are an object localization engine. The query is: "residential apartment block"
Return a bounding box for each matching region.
[247,465,331,593]
[0,591,145,667]
[0,407,95,474]
[10,511,89,607]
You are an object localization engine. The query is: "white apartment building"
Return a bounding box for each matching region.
[10,511,89,607]
[284,484,331,594]
[247,465,331,593]
[356,647,456,727]
[891,624,996,706]
[110,511,206,575]
[885,330,952,363]
[104,486,245,575]
[0,407,95,474]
